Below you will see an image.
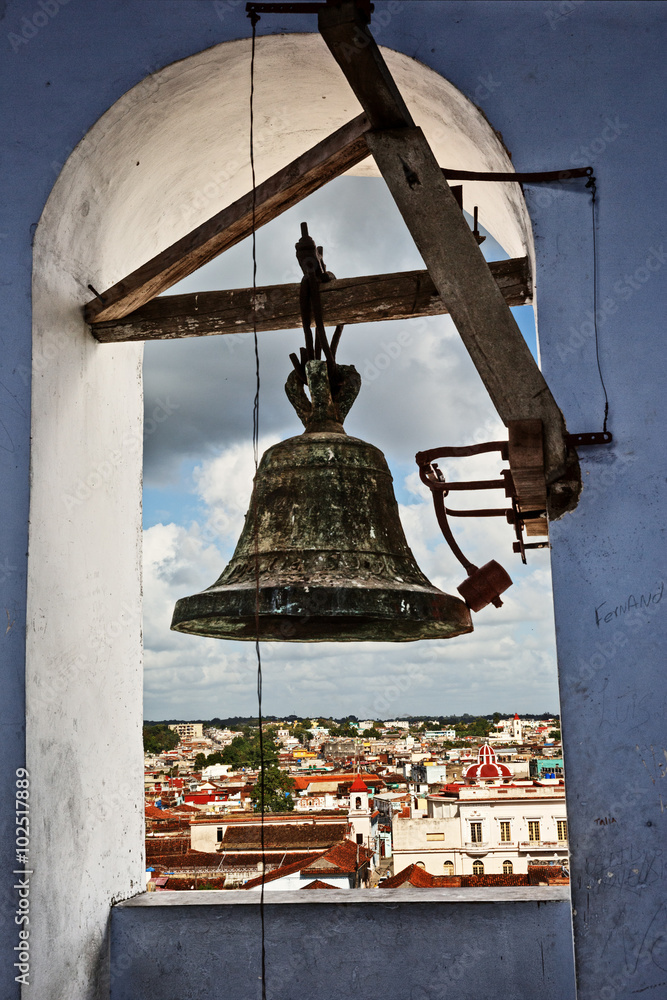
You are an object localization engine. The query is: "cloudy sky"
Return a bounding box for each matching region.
[142,176,559,722]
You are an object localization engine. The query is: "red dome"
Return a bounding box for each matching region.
[463,744,512,780]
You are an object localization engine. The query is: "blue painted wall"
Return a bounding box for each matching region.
[2,2,665,997]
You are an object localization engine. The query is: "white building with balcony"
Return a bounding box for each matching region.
[392,745,568,876]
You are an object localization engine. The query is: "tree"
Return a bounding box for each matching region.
[221,733,277,769]
[194,751,227,771]
[143,725,179,754]
[548,729,562,741]
[329,721,356,738]
[250,766,296,812]
[474,717,493,737]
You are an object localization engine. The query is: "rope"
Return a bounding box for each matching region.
[248,11,267,999]
[588,176,609,433]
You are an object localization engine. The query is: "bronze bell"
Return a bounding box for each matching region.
[171,360,472,643]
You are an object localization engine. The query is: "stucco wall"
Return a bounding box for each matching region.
[2,2,666,999]
[109,889,575,1000]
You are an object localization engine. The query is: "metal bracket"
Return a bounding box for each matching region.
[565,431,613,447]
[246,0,373,20]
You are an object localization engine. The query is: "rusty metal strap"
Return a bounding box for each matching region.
[442,167,594,184]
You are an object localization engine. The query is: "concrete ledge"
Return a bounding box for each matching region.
[111,890,576,1000]
[117,885,570,906]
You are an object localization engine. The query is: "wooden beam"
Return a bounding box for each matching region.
[83,113,372,324]
[318,2,578,513]
[90,257,531,343]
[508,419,549,538]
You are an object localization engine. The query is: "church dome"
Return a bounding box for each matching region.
[463,744,512,781]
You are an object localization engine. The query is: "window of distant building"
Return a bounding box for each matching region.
[216,827,223,842]
[356,833,363,844]
[355,797,362,809]
[470,821,483,844]
[499,821,511,842]
[557,820,568,842]
[472,860,484,875]
[528,820,541,842]
[416,861,426,869]
[443,860,454,873]
[503,860,513,875]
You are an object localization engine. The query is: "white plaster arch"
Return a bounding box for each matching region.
[27,34,533,998]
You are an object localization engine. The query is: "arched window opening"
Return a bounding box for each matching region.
[355,797,362,810]
[503,860,513,875]
[443,861,454,874]
[473,861,484,876]
[30,33,554,928]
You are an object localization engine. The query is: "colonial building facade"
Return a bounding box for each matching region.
[392,746,568,876]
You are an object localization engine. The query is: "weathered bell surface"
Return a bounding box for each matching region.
[171,360,472,642]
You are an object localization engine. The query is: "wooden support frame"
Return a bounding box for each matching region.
[83,113,372,324]
[90,257,531,343]
[83,1,580,515]
[318,1,580,515]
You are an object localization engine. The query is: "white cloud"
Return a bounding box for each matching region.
[141,176,559,721]
[142,451,559,719]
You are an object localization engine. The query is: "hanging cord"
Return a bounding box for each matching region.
[248,11,267,1000]
[588,174,609,433]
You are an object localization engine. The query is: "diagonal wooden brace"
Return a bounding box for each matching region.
[318,0,580,516]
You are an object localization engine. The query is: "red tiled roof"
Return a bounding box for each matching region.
[150,849,225,871]
[219,822,348,851]
[218,853,307,867]
[292,773,381,791]
[301,839,373,876]
[380,864,569,889]
[160,875,227,890]
[349,775,369,793]
[145,805,170,819]
[242,839,372,888]
[242,852,324,889]
[380,864,438,889]
[301,880,336,890]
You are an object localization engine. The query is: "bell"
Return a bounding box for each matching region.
[171,360,472,642]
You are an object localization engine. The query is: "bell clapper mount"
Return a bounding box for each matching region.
[417,422,613,612]
[289,222,345,392]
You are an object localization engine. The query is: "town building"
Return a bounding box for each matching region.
[530,757,565,780]
[242,839,374,891]
[392,745,568,876]
[168,722,204,739]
